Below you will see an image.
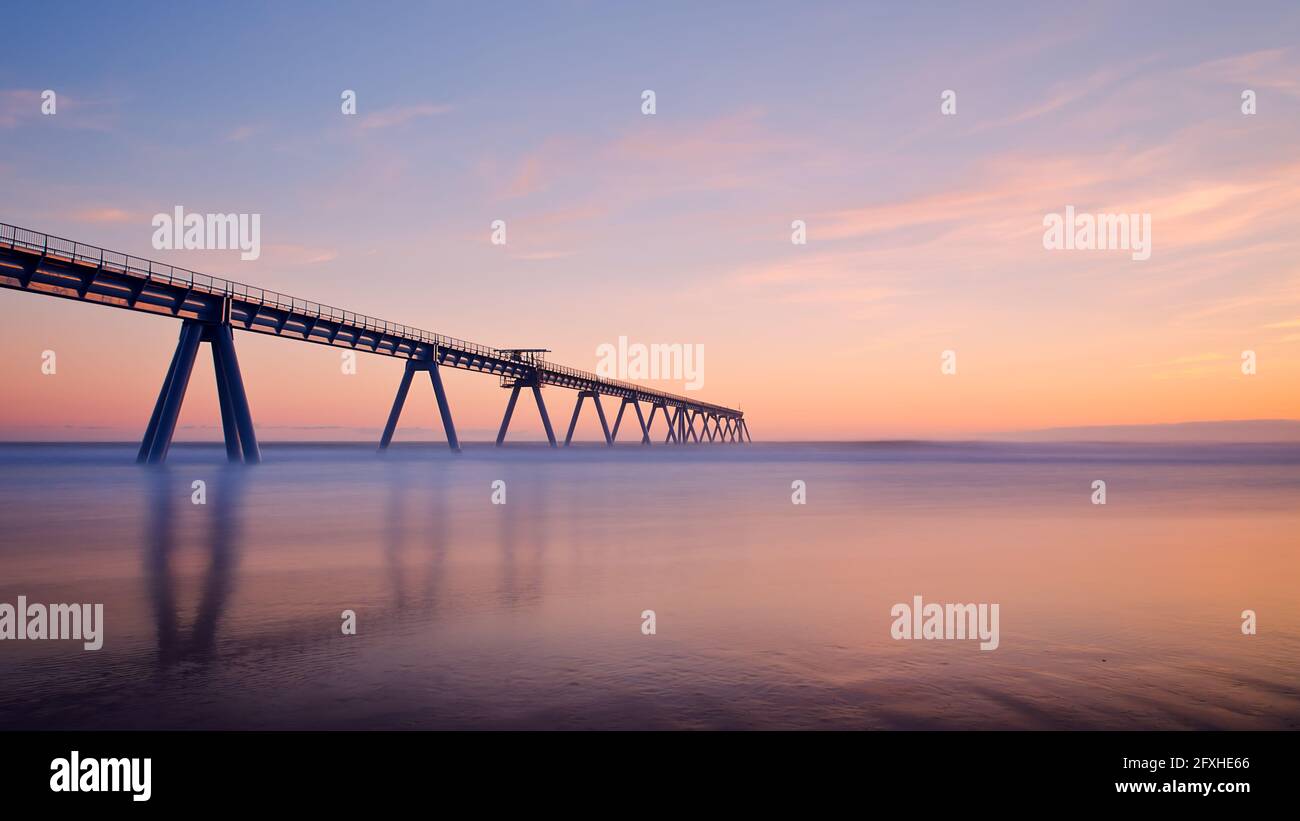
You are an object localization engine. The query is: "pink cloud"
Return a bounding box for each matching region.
[226,125,259,142]
[68,207,136,223]
[0,89,40,128]
[1191,48,1300,95]
[494,109,801,205]
[509,250,574,261]
[357,103,452,131]
[262,244,339,265]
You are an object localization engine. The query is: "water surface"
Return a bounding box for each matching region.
[0,441,1296,729]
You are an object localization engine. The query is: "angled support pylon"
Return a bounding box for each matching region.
[379,366,416,449]
[741,419,752,442]
[564,391,612,446]
[609,397,650,445]
[496,385,521,445]
[646,402,663,441]
[532,385,557,446]
[610,397,629,444]
[138,317,260,465]
[212,332,243,461]
[496,378,557,447]
[662,406,679,443]
[138,322,202,464]
[611,398,627,439]
[209,323,260,463]
[378,354,460,452]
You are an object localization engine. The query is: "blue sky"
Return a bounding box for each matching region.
[2,2,1299,439]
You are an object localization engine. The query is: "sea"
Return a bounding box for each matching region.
[0,441,1296,729]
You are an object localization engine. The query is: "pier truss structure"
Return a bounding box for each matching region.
[0,222,751,463]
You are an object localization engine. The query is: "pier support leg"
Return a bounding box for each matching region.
[427,360,460,452]
[496,385,521,445]
[592,394,612,446]
[138,321,259,465]
[563,393,587,446]
[211,331,243,462]
[632,400,650,445]
[378,365,415,449]
[377,358,458,452]
[212,325,260,463]
[611,397,645,445]
[663,407,678,443]
[138,323,192,463]
[740,419,751,442]
[531,386,557,447]
[139,321,203,464]
[611,398,628,442]
[610,399,665,446]
[497,382,556,446]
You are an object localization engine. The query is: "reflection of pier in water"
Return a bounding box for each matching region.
[145,466,243,668]
[143,454,570,668]
[383,459,551,616]
[383,462,448,614]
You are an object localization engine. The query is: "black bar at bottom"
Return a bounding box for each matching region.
[0,730,1288,809]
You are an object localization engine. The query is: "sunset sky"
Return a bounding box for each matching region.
[2,2,1298,441]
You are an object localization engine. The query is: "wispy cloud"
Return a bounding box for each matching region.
[0,88,115,131]
[225,124,259,142]
[492,109,802,204]
[1190,48,1300,95]
[357,103,452,131]
[67,207,136,224]
[509,250,575,261]
[964,62,1154,134]
[261,244,339,265]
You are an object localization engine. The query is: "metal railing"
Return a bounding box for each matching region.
[0,222,500,359]
[0,221,738,415]
[534,358,734,414]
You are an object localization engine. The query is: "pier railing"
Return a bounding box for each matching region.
[0,221,737,415]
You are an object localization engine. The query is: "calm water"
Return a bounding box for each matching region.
[0,441,1297,730]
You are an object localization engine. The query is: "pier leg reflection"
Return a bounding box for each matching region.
[144,465,245,669]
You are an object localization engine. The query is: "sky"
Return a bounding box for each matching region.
[1,1,1298,441]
